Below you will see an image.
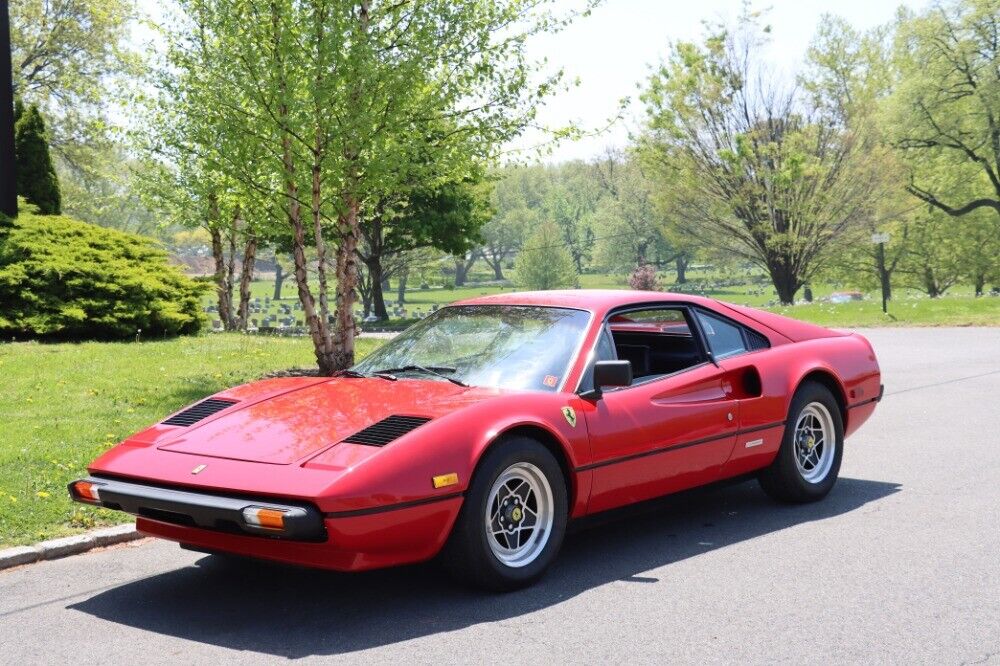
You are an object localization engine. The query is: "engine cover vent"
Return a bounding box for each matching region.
[162,398,238,427]
[343,415,432,447]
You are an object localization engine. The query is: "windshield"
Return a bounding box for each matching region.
[353,305,591,392]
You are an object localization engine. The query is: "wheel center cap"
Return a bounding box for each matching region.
[510,506,523,523]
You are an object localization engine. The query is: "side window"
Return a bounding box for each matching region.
[607,307,704,381]
[594,327,617,362]
[695,310,747,359]
[580,328,617,392]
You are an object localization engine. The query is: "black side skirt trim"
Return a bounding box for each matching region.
[324,492,464,519]
[574,420,786,473]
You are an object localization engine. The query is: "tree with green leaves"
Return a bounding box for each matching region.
[514,219,577,290]
[153,0,596,373]
[802,14,916,303]
[592,150,666,273]
[888,0,1000,225]
[14,104,61,215]
[546,161,600,273]
[10,0,139,226]
[639,12,883,304]
[359,176,489,319]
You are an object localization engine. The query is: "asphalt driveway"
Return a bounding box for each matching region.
[2,327,998,664]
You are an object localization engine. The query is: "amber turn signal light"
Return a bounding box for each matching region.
[242,507,287,530]
[72,480,102,503]
[432,473,459,489]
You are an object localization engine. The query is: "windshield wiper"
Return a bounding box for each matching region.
[372,365,467,387]
[332,369,395,381]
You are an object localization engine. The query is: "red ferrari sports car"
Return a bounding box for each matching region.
[70,290,882,590]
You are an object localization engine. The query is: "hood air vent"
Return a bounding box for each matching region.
[162,398,238,427]
[343,415,432,447]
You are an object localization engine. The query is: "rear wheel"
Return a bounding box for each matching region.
[442,437,568,591]
[759,381,844,503]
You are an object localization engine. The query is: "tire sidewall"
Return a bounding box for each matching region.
[460,437,568,588]
[779,383,845,499]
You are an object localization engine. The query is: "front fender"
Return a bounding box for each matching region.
[307,392,591,515]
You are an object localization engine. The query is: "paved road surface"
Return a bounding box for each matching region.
[2,328,999,664]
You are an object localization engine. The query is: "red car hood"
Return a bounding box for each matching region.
[157,377,501,465]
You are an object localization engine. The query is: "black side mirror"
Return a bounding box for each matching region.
[580,360,632,400]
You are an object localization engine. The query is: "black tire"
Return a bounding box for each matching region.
[441,436,568,592]
[759,381,844,503]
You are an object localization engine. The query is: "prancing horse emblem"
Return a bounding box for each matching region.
[561,406,577,428]
[191,464,207,475]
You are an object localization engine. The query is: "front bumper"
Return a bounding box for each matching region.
[68,476,326,541]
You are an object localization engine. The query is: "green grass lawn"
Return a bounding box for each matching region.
[229,267,1000,328]
[0,334,381,547]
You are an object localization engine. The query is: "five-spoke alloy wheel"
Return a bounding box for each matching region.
[485,462,555,568]
[760,381,844,503]
[443,437,567,591]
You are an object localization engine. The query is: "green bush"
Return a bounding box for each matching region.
[0,204,206,340]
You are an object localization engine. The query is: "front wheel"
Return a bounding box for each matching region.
[442,437,568,591]
[759,381,844,503]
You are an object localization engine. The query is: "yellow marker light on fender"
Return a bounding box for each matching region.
[73,481,102,503]
[242,507,287,530]
[432,473,459,489]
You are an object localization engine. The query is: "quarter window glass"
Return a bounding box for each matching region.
[696,311,747,359]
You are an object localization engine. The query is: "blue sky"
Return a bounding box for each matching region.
[136,0,929,163]
[518,0,929,161]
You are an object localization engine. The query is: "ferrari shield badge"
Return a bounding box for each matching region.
[191,464,207,475]
[561,406,577,428]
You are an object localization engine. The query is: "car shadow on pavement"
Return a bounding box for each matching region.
[70,476,900,658]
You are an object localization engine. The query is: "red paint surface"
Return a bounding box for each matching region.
[88,290,881,571]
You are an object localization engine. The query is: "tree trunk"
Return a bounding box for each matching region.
[455,259,468,286]
[397,266,408,304]
[208,200,234,331]
[288,163,334,372]
[491,259,504,281]
[768,262,799,305]
[924,267,940,298]
[455,252,477,286]
[675,255,688,284]
[225,213,237,331]
[236,232,258,330]
[332,196,361,368]
[369,257,389,320]
[974,273,985,297]
[275,0,334,374]
[272,259,285,300]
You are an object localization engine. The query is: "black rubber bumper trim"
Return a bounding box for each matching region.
[324,492,464,519]
[68,476,326,541]
[574,420,786,473]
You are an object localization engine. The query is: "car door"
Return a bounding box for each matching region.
[692,308,788,478]
[579,307,739,514]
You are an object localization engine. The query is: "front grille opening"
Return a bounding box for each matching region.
[138,507,198,527]
[162,397,237,427]
[343,415,432,447]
